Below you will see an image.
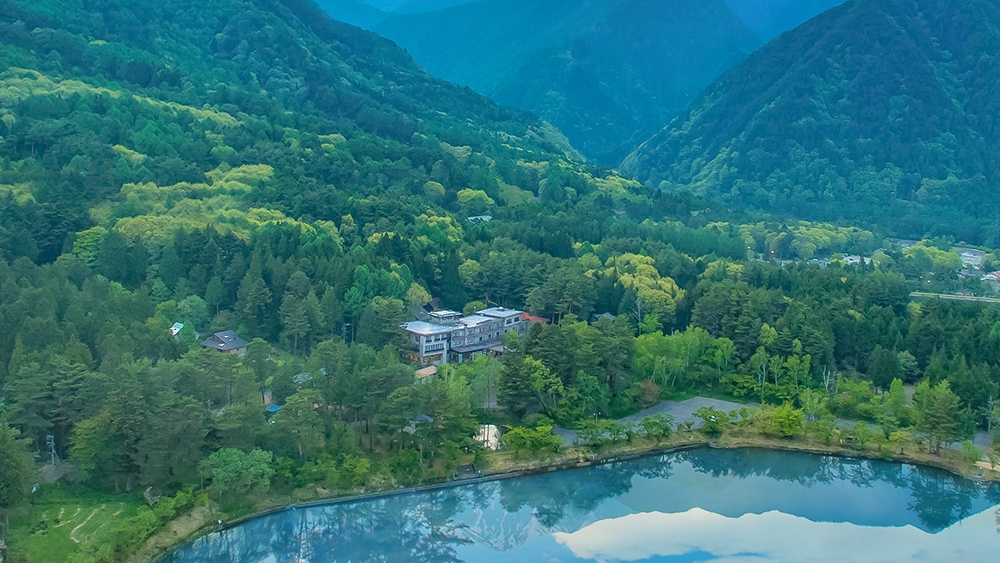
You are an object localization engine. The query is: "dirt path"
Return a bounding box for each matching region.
[70,505,104,543]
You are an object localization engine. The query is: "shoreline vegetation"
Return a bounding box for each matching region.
[130,425,999,563]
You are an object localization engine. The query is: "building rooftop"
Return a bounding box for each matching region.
[458,315,494,327]
[429,310,461,317]
[477,307,523,319]
[452,340,500,354]
[202,330,247,351]
[401,321,454,336]
[428,310,462,323]
[415,366,438,379]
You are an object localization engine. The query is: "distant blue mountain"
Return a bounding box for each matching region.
[725,0,846,42]
[314,0,389,28]
[320,0,762,164]
[395,0,479,13]
[339,0,476,14]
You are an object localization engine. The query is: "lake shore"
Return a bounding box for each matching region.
[133,429,1000,563]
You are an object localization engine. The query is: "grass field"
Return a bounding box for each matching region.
[5,482,141,563]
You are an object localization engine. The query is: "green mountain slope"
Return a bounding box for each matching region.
[0,0,599,264]
[623,0,1000,244]
[358,0,761,164]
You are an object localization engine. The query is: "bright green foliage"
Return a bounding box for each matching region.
[376,371,478,467]
[527,357,564,418]
[357,297,407,349]
[633,327,731,390]
[769,403,805,438]
[852,421,874,451]
[961,440,982,464]
[798,389,828,422]
[0,418,34,527]
[913,380,963,454]
[198,448,274,498]
[639,413,674,442]
[693,406,730,436]
[273,391,325,463]
[576,419,615,450]
[501,426,561,459]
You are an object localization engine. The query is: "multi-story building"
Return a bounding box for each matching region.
[401,307,529,365]
[401,321,453,365]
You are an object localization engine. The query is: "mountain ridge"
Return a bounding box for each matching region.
[623,0,1000,244]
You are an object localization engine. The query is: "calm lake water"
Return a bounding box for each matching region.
[160,448,1000,563]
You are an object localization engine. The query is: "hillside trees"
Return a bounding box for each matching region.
[913,380,963,454]
[0,418,34,529]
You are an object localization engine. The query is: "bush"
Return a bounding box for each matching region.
[693,406,730,436]
[769,403,805,437]
[198,448,275,500]
[387,450,423,485]
[961,440,983,464]
[639,413,674,442]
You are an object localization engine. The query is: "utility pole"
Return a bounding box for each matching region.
[988,396,995,433]
[45,434,56,466]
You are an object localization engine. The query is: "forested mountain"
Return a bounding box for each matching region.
[341,0,763,164]
[624,0,1000,245]
[0,0,592,266]
[725,0,845,42]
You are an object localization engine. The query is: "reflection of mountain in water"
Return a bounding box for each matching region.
[663,448,1000,532]
[161,449,1000,563]
[444,461,648,551]
[445,491,557,551]
[555,505,1000,563]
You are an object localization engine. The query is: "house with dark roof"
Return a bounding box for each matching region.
[201,330,248,355]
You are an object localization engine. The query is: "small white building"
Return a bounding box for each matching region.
[477,424,501,451]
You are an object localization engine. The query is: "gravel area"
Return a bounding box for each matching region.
[552,396,994,453]
[554,397,754,446]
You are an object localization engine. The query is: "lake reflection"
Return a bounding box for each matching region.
[160,449,1000,563]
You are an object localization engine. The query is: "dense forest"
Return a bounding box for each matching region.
[0,0,998,561]
[624,0,1000,245]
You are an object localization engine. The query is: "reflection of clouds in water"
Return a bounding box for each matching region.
[554,506,1000,563]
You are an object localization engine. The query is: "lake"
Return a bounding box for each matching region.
[160,448,1000,563]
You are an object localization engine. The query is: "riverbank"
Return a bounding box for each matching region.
[126,427,999,563]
